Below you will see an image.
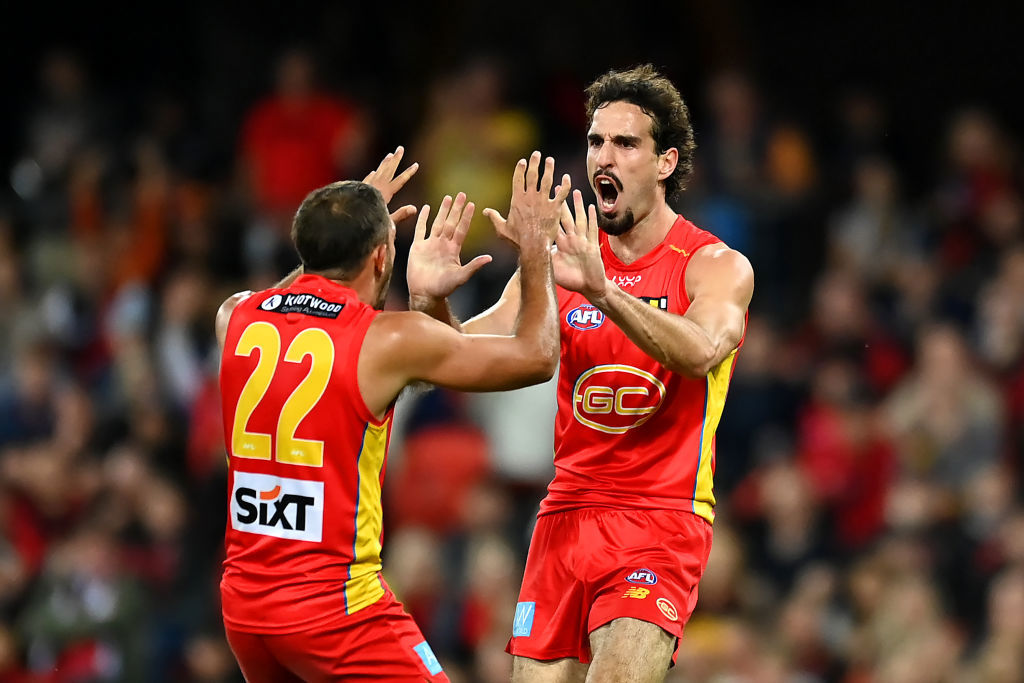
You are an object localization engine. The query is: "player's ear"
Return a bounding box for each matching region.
[372,243,388,276]
[657,148,678,181]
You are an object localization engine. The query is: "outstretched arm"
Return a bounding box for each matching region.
[406,192,493,330]
[412,270,522,335]
[361,152,570,417]
[407,149,570,335]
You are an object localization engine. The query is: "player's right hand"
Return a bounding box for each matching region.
[407,192,492,302]
[483,151,571,249]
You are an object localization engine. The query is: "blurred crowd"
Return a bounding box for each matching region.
[0,43,1022,683]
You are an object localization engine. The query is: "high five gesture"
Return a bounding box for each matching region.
[555,189,607,301]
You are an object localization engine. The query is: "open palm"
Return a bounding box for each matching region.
[554,190,606,298]
[407,192,491,300]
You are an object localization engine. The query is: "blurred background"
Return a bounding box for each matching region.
[0,1,1023,681]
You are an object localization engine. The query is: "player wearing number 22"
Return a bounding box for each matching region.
[214,149,571,681]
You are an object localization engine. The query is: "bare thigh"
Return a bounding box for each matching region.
[511,656,589,683]
[586,618,675,683]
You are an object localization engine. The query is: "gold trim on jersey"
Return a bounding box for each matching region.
[343,419,389,613]
[694,349,738,523]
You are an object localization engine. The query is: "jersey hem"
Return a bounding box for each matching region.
[505,645,587,663]
[222,585,384,635]
[537,499,715,524]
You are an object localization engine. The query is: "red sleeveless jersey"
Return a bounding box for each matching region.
[543,215,740,523]
[219,274,392,633]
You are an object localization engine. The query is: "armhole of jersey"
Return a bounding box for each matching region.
[678,255,692,307]
[342,309,390,428]
[736,310,750,350]
[222,293,251,352]
[678,234,725,305]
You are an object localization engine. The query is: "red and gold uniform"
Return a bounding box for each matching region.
[509,216,739,663]
[219,274,447,682]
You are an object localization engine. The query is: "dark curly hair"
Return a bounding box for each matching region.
[585,64,696,200]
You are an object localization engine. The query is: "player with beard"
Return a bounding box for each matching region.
[409,66,754,682]
[215,149,570,682]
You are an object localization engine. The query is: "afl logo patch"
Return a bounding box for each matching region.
[626,568,658,585]
[260,294,283,311]
[566,304,604,330]
[656,598,678,621]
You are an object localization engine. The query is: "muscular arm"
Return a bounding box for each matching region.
[360,238,556,417]
[409,293,465,331]
[588,245,753,378]
[461,270,522,335]
[409,270,522,335]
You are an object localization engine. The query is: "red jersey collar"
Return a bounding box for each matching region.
[599,215,688,272]
[292,273,356,295]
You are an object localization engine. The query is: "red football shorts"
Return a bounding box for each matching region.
[225,587,449,682]
[506,507,712,664]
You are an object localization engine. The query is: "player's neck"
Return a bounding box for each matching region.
[606,201,678,265]
[307,268,378,306]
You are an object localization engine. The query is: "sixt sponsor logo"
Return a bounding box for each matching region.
[566,304,605,330]
[231,472,324,542]
[626,568,658,585]
[261,293,344,319]
[572,365,666,434]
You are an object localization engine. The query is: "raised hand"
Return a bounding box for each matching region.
[554,189,607,299]
[407,192,492,302]
[483,152,571,249]
[363,145,418,224]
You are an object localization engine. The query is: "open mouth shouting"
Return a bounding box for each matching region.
[594,174,621,214]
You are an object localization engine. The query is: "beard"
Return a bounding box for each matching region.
[597,207,636,236]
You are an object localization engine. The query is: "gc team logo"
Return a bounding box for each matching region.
[572,365,666,434]
[566,304,605,330]
[260,294,283,311]
[656,598,679,621]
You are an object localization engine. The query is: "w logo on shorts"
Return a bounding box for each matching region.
[513,602,536,637]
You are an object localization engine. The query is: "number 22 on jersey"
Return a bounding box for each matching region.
[231,321,334,467]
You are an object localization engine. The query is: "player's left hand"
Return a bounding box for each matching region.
[407,192,492,303]
[363,146,418,224]
[554,190,608,301]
